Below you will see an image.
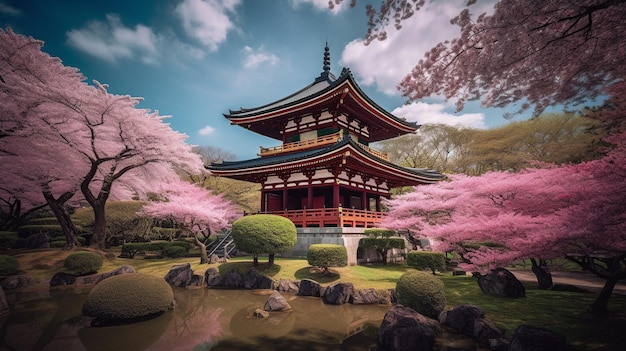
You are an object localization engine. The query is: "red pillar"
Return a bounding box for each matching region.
[307,186,313,209]
[362,190,367,210]
[282,188,288,210]
[333,182,340,207]
[260,190,266,212]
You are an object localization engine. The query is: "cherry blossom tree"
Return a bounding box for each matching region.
[141,180,240,264]
[0,28,205,249]
[383,141,626,312]
[340,0,626,116]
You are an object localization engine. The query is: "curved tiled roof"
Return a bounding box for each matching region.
[208,137,444,185]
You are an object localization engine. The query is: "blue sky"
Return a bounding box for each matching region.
[1,0,525,160]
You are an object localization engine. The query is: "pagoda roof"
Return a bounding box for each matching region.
[224,68,419,142]
[208,137,444,186]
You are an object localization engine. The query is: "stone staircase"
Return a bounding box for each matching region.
[206,230,236,258]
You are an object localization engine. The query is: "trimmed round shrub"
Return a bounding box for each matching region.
[231,214,297,265]
[407,251,446,274]
[82,273,174,323]
[0,255,20,276]
[396,270,446,319]
[307,244,348,273]
[64,251,103,276]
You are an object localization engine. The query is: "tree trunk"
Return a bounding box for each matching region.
[268,254,275,266]
[378,249,388,265]
[530,258,553,289]
[589,278,617,314]
[194,234,209,264]
[253,253,259,266]
[90,201,108,250]
[42,190,80,249]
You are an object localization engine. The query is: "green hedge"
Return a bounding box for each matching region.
[27,217,61,225]
[82,273,174,322]
[120,241,192,259]
[0,231,19,250]
[307,244,348,272]
[17,224,65,238]
[407,251,446,274]
[64,251,103,276]
[0,255,20,276]
[396,270,446,319]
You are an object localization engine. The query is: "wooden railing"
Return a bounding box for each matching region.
[258,130,390,161]
[259,131,343,156]
[263,207,384,228]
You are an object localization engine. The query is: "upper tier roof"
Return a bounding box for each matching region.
[224,48,418,142]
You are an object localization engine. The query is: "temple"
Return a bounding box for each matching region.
[209,44,444,264]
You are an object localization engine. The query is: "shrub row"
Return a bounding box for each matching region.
[0,255,20,276]
[363,228,396,238]
[407,250,447,274]
[17,224,84,238]
[120,241,192,259]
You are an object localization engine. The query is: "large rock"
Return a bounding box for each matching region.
[509,325,567,351]
[378,305,440,351]
[0,287,8,315]
[297,279,321,297]
[352,288,391,305]
[439,304,485,335]
[75,265,136,285]
[477,268,525,298]
[204,267,222,287]
[26,233,50,249]
[243,269,275,289]
[277,278,299,293]
[264,290,292,311]
[50,272,78,287]
[222,269,244,288]
[323,282,354,305]
[1,274,33,290]
[473,317,504,345]
[164,263,203,287]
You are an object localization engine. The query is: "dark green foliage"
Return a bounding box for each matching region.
[407,251,447,274]
[363,228,396,238]
[0,231,19,250]
[0,255,20,276]
[307,244,348,273]
[120,241,191,259]
[396,270,446,319]
[82,273,174,322]
[231,214,297,266]
[49,240,67,248]
[150,227,180,241]
[64,251,103,276]
[27,217,61,225]
[17,224,65,238]
[72,201,153,243]
[360,228,404,264]
[161,245,186,258]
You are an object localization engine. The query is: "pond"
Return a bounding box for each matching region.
[1,286,485,351]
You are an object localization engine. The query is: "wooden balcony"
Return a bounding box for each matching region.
[259,131,342,156]
[258,130,390,161]
[263,207,384,228]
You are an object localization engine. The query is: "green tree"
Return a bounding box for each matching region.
[407,251,446,275]
[359,229,405,265]
[307,244,348,274]
[231,214,297,267]
[73,201,153,246]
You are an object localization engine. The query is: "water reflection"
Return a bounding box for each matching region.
[1,287,388,350]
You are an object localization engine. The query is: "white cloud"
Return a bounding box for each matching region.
[66,14,158,64]
[198,125,216,135]
[341,1,465,95]
[242,45,279,69]
[392,102,486,129]
[175,0,240,51]
[0,3,22,16]
[289,0,348,14]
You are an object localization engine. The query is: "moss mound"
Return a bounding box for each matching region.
[64,251,103,276]
[396,270,446,319]
[0,255,20,276]
[82,273,174,323]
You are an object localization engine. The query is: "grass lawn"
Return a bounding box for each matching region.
[6,249,626,350]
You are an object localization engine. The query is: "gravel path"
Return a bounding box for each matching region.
[509,269,626,295]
